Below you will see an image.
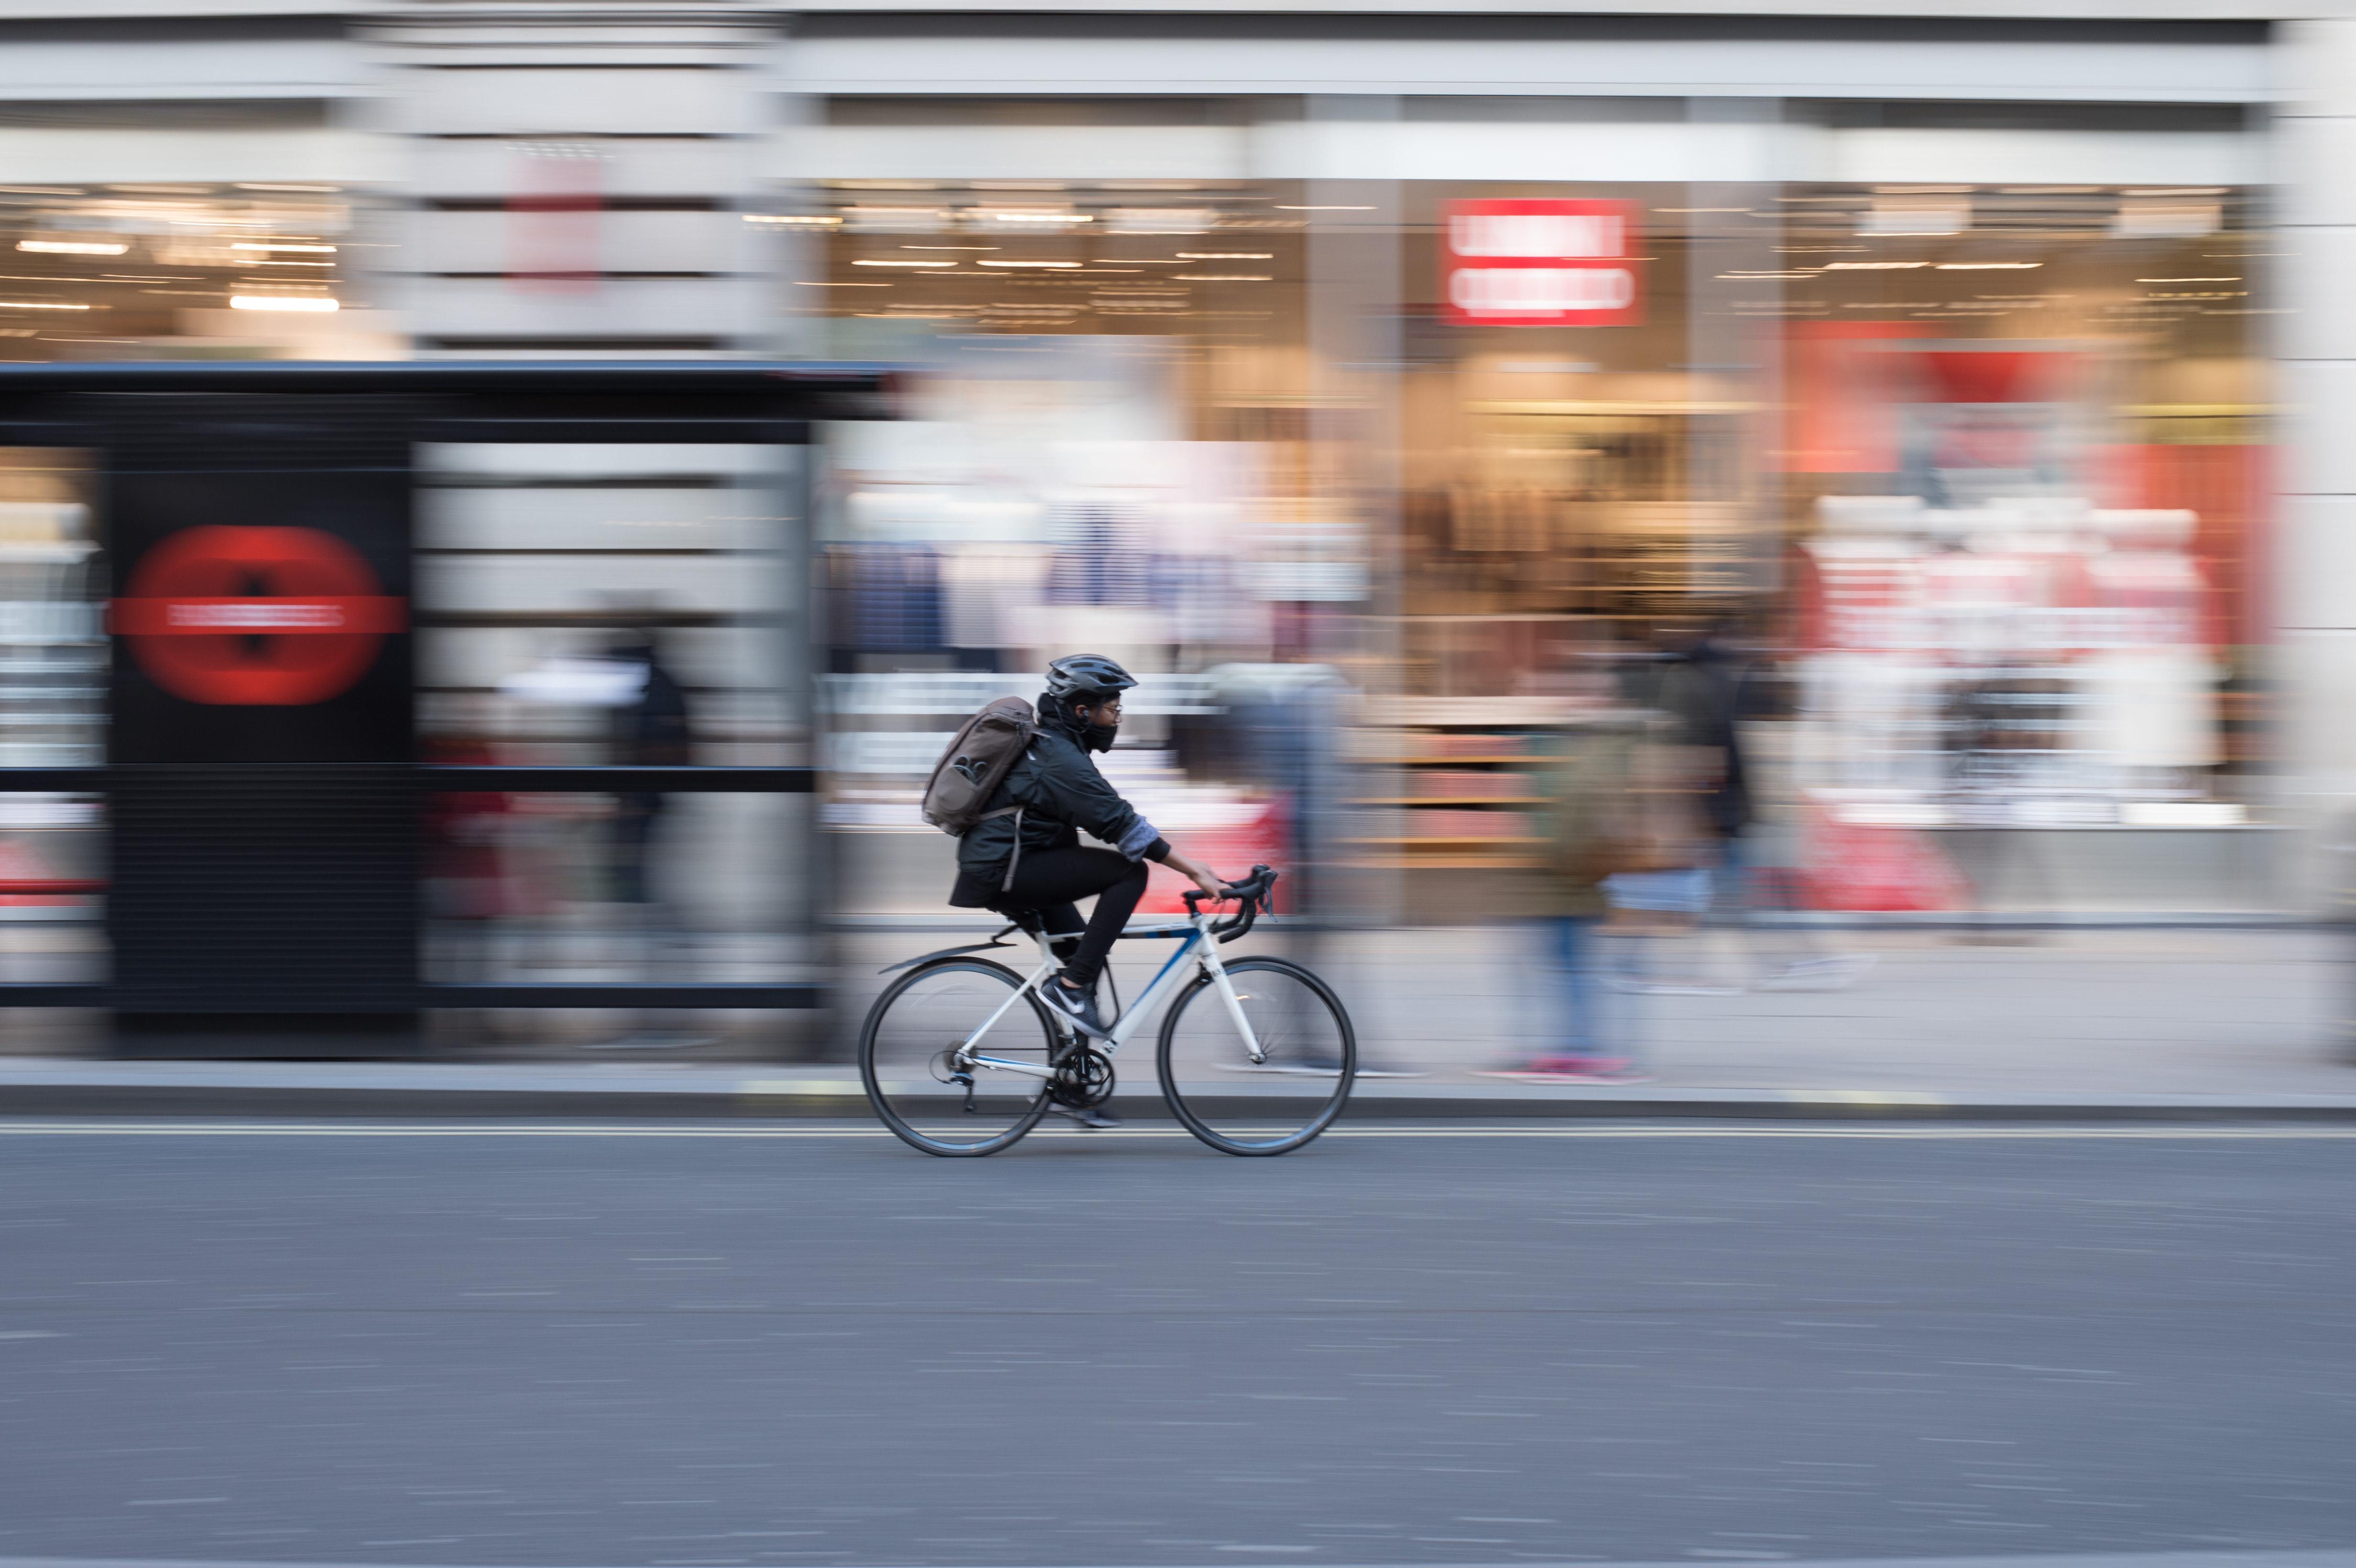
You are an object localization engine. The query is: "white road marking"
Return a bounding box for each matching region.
[1,1546,2353,1568]
[0,1121,2349,1142]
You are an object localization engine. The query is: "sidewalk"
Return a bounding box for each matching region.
[0,925,2349,1119]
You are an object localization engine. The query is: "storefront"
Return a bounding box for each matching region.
[778,98,2273,911]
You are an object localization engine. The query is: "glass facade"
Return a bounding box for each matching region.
[789,160,2269,914]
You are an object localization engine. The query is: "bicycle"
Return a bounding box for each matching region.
[859,865,1354,1157]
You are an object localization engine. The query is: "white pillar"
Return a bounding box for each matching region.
[370,3,776,357]
[2275,18,2356,900]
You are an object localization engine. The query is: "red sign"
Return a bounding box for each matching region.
[112,525,404,706]
[1441,198,1642,327]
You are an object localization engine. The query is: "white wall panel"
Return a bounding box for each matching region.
[768,122,1249,183]
[405,209,753,275]
[1250,116,1784,182]
[0,128,394,186]
[419,554,778,615]
[0,37,357,101]
[413,138,745,200]
[779,31,2270,103]
[419,488,782,552]
[406,276,764,337]
[411,68,759,137]
[2279,365,2356,499]
[2274,228,2356,362]
[1818,127,2261,186]
[778,117,2258,188]
[422,444,784,477]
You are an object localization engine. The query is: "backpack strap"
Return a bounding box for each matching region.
[993,806,1025,893]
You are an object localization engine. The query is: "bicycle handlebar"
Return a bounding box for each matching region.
[1185,863,1278,943]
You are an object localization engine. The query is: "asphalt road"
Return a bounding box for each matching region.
[2,1122,2354,1568]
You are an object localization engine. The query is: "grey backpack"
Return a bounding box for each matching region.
[920,696,1036,838]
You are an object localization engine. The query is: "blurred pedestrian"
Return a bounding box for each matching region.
[594,626,706,1048]
[1641,621,1871,989]
[1493,679,1653,1084]
[606,626,690,913]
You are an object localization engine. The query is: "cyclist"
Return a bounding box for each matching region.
[949,653,1229,1044]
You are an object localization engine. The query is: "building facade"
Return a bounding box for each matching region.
[0,0,2336,923]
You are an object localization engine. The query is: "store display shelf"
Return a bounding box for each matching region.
[1468,399,1759,416]
[1347,856,1538,871]
[1352,836,1544,848]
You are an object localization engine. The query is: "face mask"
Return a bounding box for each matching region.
[1082,719,1119,753]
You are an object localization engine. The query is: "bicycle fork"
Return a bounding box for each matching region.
[1200,946,1267,1065]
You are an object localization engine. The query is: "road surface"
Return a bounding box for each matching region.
[1,1121,2352,1568]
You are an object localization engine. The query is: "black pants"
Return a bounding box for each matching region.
[992,846,1147,988]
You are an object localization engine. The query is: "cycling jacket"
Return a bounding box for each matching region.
[949,726,1168,906]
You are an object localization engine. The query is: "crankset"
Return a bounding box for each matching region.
[1048,1044,1116,1110]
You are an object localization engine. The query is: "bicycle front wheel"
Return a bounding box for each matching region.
[861,958,1058,1156]
[1157,956,1354,1155]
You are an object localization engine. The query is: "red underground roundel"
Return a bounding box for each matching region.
[111,525,405,706]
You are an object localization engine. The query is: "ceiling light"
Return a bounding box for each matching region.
[0,300,92,311]
[842,207,945,233]
[1860,197,1968,238]
[229,295,337,312]
[231,242,335,253]
[852,259,956,268]
[977,260,1083,269]
[17,240,127,256]
[1935,261,2041,270]
[2137,276,2239,283]
[1172,274,1269,282]
[1821,261,1931,270]
[2113,202,2218,239]
[1107,209,1218,234]
[744,214,841,227]
[1177,252,1271,261]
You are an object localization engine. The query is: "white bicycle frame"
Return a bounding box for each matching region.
[954,909,1264,1082]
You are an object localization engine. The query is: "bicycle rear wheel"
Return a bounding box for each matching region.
[861,958,1058,1156]
[1156,956,1354,1155]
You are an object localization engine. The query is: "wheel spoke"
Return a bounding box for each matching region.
[862,960,1056,1155]
[1158,958,1354,1154]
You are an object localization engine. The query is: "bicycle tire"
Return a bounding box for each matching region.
[860,957,1059,1156]
[1156,956,1355,1155]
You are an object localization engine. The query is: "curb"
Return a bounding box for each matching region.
[5,1078,2356,1122]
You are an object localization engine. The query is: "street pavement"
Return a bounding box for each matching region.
[2,1122,2354,1567]
[2,926,2352,1115]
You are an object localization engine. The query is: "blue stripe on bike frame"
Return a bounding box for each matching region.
[1144,928,1202,995]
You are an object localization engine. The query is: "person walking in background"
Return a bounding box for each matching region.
[1494,700,1653,1084]
[1640,621,1871,990]
[607,626,690,917]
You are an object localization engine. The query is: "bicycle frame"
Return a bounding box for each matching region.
[954,911,1264,1081]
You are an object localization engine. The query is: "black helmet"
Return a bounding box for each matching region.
[1043,653,1137,707]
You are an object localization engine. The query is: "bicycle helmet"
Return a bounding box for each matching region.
[1043,653,1137,707]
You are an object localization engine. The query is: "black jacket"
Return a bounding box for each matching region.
[949,726,1165,906]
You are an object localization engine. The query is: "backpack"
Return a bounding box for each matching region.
[920,696,1036,836]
